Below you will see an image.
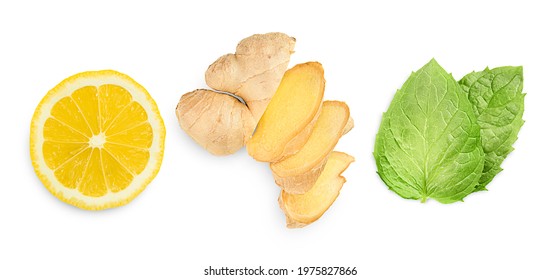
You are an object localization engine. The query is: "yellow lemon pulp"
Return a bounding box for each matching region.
[30,70,165,210]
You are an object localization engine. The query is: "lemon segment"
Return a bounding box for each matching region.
[50,96,92,137]
[30,70,165,210]
[99,84,133,131]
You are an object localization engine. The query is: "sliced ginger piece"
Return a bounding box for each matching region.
[247,62,325,162]
[176,32,295,156]
[176,89,255,156]
[206,32,296,121]
[279,151,354,228]
[271,101,350,194]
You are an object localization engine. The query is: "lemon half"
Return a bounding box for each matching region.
[30,70,165,210]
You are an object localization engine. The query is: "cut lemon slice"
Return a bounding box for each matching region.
[30,70,165,210]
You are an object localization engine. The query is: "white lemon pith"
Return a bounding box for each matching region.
[30,70,165,210]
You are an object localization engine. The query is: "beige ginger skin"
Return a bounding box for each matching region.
[176,89,255,155]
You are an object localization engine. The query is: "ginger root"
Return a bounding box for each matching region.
[271,101,350,194]
[176,32,295,155]
[176,33,354,228]
[246,62,325,162]
[176,89,255,155]
[279,151,354,228]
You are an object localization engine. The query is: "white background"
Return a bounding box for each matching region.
[1,1,558,279]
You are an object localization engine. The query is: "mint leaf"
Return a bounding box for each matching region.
[459,66,525,191]
[374,59,485,204]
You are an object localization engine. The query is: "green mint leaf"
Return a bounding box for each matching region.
[459,66,525,191]
[374,59,485,204]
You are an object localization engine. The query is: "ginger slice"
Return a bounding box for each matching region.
[270,101,350,194]
[176,89,255,156]
[279,151,354,228]
[247,62,325,162]
[206,32,296,121]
